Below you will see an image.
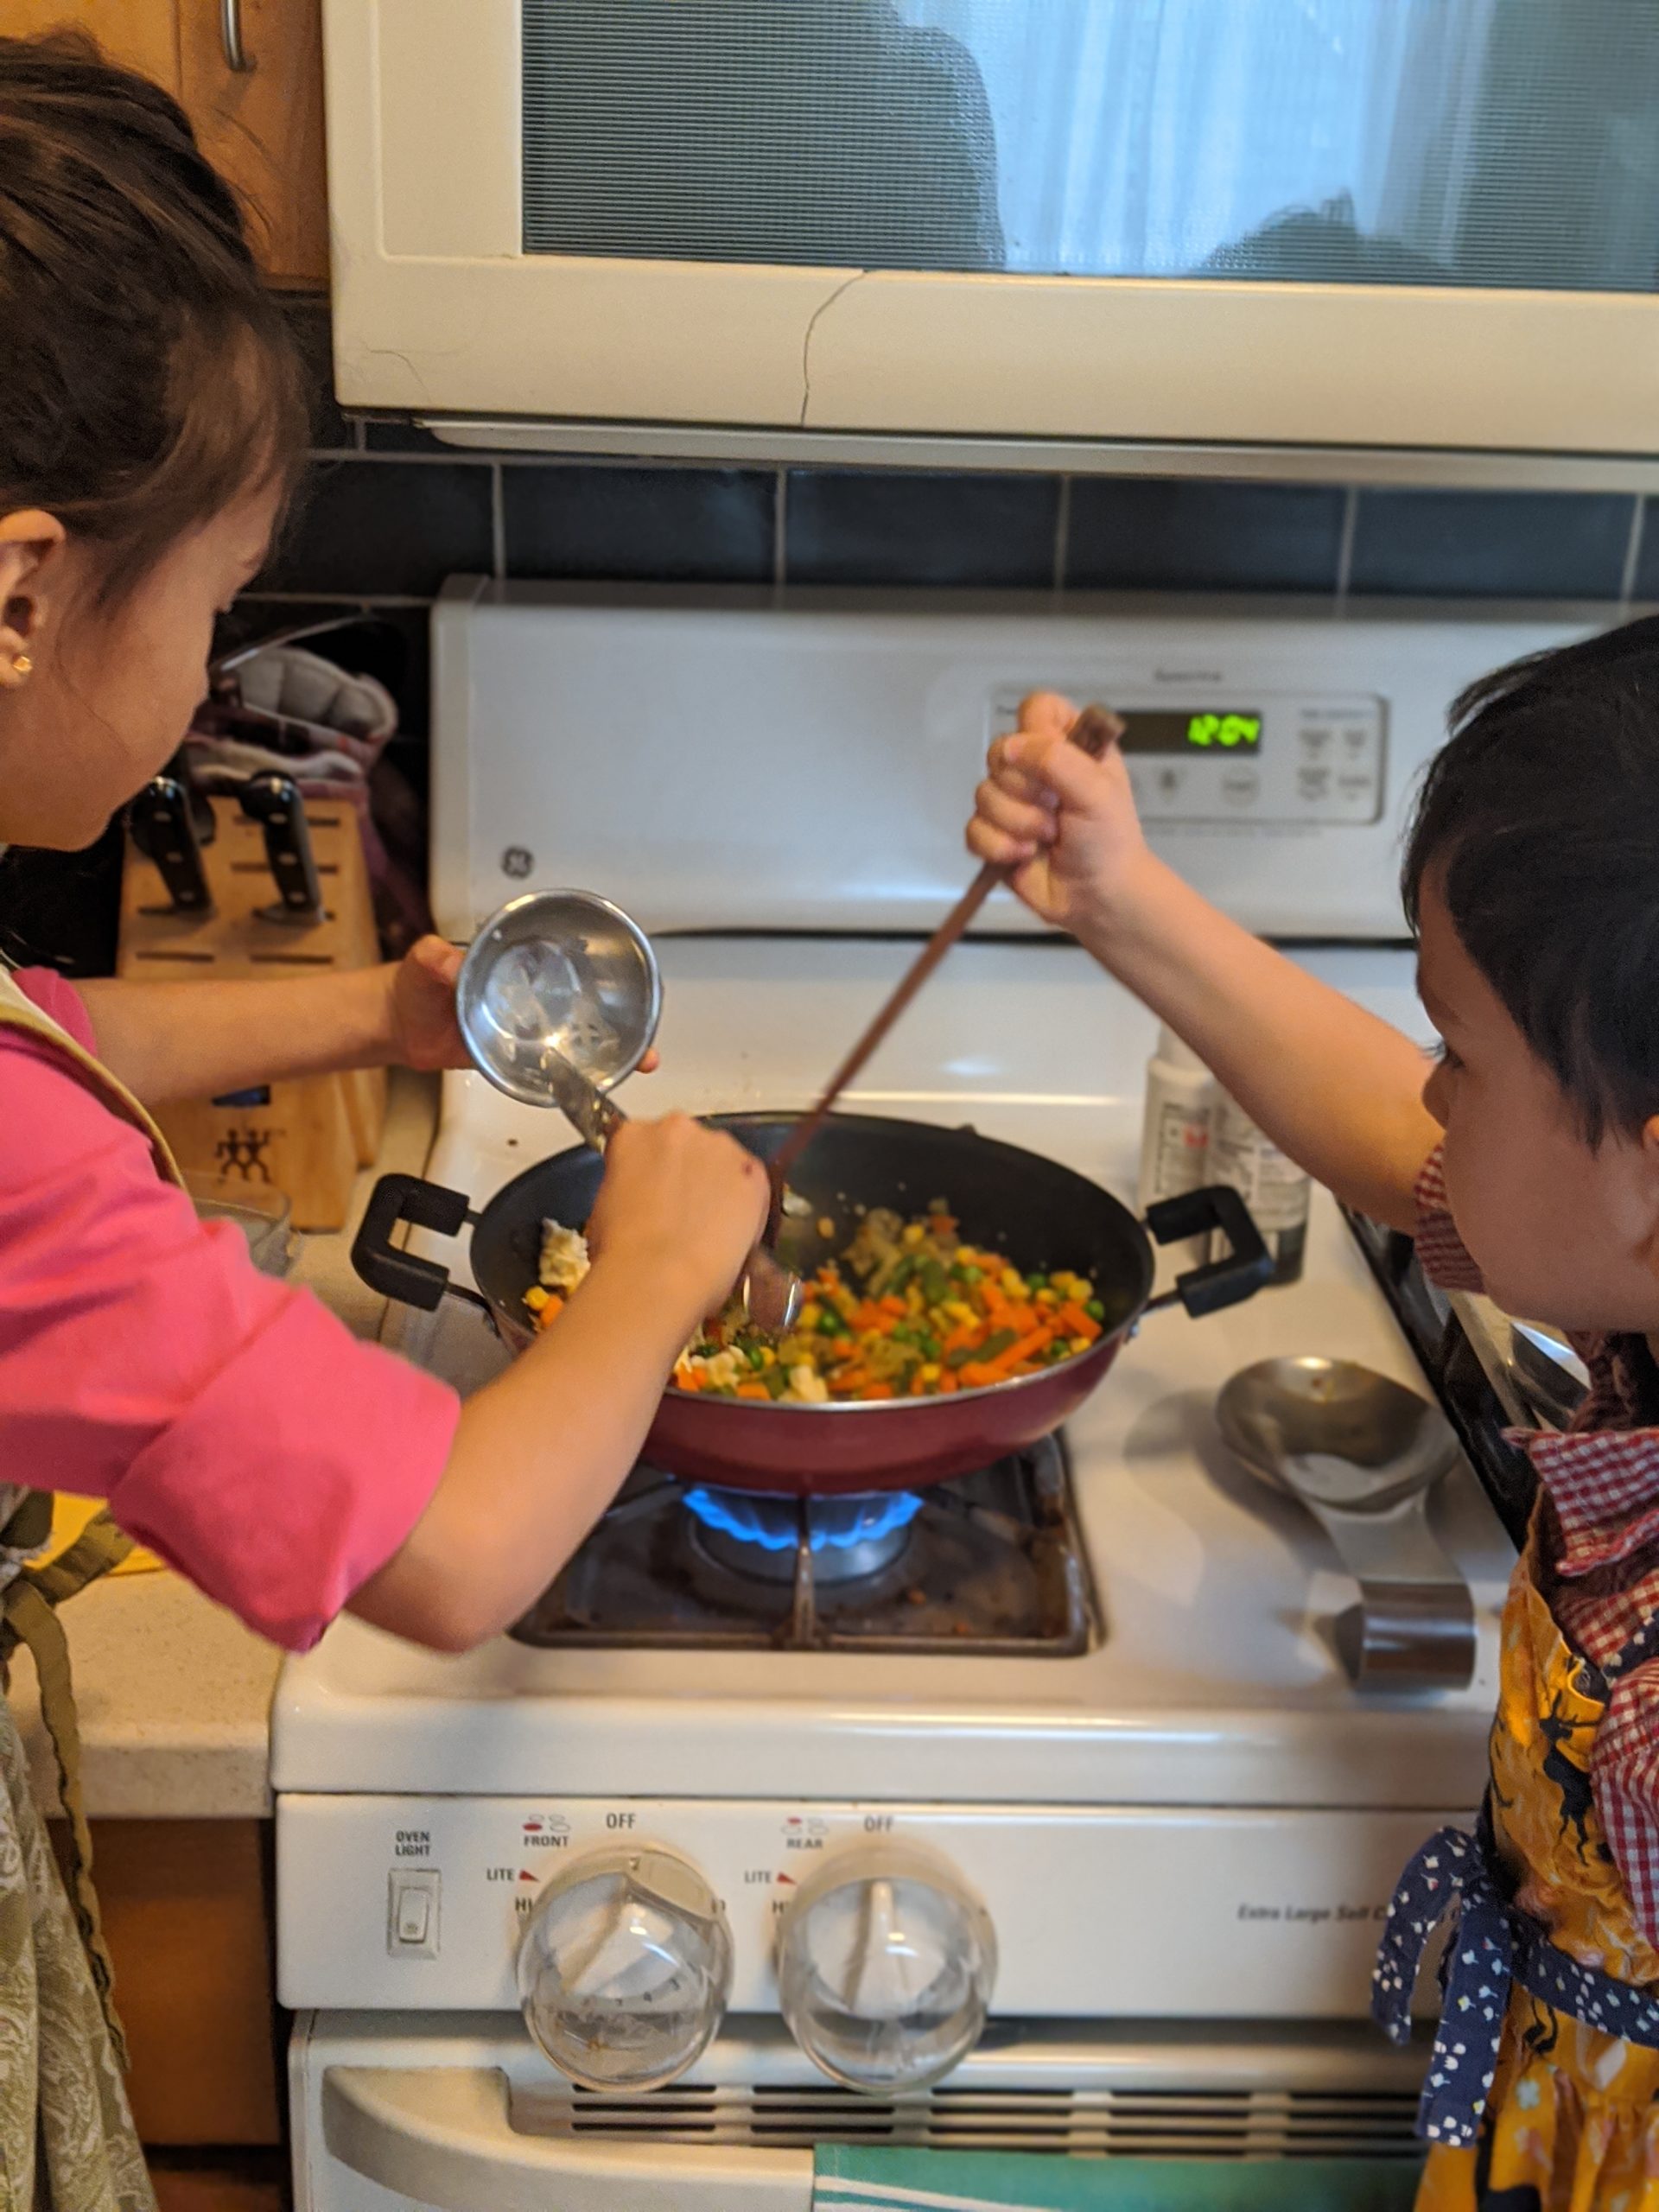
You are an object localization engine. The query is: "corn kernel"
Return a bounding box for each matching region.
[524,1286,550,1312]
[902,1222,926,1248]
[799,1302,822,1331]
[919,1363,942,1383]
[817,1216,836,1239]
[1001,1268,1025,1298]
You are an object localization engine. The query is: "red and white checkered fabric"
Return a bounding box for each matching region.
[1414,1148,1659,1948]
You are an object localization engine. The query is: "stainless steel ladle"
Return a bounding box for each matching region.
[1217,1357,1476,1693]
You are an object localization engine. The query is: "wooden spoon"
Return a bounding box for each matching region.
[767,703,1123,1232]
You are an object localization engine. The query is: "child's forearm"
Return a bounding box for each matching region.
[77,968,399,1106]
[347,1249,701,1649]
[1073,854,1440,1233]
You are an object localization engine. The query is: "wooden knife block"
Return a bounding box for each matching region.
[118,799,385,1230]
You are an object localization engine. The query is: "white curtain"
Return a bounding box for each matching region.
[893,0,1498,277]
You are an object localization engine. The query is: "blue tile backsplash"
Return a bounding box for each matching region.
[239,297,1656,753]
[10,293,1653,981]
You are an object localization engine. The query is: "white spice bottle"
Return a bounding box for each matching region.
[1135,1024,1217,1291]
[1207,1090,1310,1286]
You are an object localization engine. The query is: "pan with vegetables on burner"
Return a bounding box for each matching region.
[354,1112,1273,1499]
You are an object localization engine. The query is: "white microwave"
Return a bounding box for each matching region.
[321,0,1659,483]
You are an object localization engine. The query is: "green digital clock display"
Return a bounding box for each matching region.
[1117,709,1264,757]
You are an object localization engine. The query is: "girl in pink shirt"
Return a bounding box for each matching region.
[0,30,765,2203]
[0,41,768,1667]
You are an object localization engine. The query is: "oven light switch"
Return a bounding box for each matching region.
[388,1869,441,1958]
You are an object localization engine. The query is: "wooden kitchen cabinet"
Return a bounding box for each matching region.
[10,0,180,87]
[56,1818,283,2147]
[181,0,328,287]
[15,2,327,288]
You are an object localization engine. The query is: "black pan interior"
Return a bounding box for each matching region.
[469,1112,1153,1336]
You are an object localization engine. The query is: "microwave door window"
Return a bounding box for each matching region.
[521,0,1659,296]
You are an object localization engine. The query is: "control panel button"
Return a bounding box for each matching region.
[388,1870,441,1959]
[1221,767,1260,807]
[1297,766,1332,803]
[1300,726,1332,755]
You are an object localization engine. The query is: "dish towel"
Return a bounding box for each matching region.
[812,2148,1421,2211]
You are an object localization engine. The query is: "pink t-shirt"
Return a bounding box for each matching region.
[0,969,458,1649]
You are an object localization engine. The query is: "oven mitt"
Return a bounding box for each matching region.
[812,2148,1419,2210]
[188,642,433,954]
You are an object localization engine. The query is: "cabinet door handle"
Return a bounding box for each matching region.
[220,0,255,73]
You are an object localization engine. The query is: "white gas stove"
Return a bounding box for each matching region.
[278,588,1591,2211]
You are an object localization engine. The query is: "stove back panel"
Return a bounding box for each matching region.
[431,582,1594,941]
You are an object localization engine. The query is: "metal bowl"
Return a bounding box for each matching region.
[455,890,662,1109]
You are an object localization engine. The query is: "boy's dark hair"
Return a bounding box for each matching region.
[1403,613,1659,1145]
[0,30,308,603]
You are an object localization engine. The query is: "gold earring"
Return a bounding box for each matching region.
[10,654,31,679]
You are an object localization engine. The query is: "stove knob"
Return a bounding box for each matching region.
[517,1844,733,2093]
[776,1842,997,2092]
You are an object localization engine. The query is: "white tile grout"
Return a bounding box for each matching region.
[1619,496,1648,606]
[772,471,789,591]
[1334,486,1361,599]
[238,589,434,609]
[1052,476,1072,592]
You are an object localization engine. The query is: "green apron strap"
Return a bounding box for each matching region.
[0,1515,137,2075]
[26,1514,134,1610]
[2,1582,127,2073]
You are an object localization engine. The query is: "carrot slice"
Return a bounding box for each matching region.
[859,1382,896,1400]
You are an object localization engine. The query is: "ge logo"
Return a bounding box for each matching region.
[501,847,534,880]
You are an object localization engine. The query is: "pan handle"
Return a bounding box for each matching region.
[352,1173,491,1315]
[1143,1185,1274,1319]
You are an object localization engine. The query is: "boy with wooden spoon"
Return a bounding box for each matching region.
[970,632,1659,2208]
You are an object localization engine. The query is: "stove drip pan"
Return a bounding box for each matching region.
[511,1438,1099,1656]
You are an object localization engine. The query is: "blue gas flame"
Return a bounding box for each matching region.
[683,1486,923,1554]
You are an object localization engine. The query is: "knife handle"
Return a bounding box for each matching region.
[241,772,323,919]
[128,776,213,914]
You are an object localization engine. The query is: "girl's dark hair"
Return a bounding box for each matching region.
[1403,613,1659,1145]
[0,29,309,601]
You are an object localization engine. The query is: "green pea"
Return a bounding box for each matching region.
[1085,1299,1105,1322]
[960,1265,982,1286]
[916,1333,943,1363]
[817,1307,843,1337]
[746,1344,769,1370]
[1026,1273,1048,1292]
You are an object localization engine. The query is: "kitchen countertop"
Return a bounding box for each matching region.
[10,1070,441,1821]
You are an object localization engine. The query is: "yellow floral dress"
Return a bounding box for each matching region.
[1377,1518,1659,2212]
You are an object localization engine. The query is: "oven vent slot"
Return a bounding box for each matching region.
[516,2083,1421,2159]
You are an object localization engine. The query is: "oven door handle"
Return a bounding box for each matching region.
[321,2065,810,2211]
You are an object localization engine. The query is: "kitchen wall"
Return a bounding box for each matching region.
[245,301,1658,764]
[8,294,1656,975]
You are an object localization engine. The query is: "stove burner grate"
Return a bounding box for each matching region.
[511,1437,1099,1656]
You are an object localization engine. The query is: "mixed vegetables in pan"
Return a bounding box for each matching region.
[524,1203,1109,1404]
